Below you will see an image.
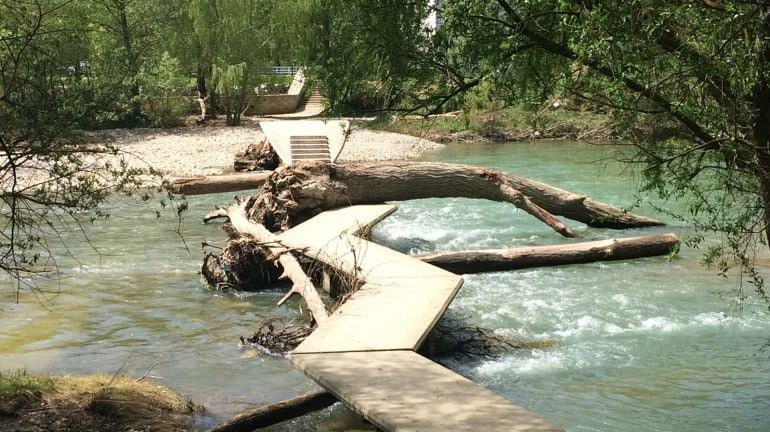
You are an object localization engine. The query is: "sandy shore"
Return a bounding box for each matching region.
[86,120,444,178]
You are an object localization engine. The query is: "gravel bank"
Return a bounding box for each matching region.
[88,122,444,177]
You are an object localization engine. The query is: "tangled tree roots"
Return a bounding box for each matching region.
[201,227,281,291]
[234,137,280,171]
[240,317,313,354]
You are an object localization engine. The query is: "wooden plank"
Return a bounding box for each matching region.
[292,351,563,432]
[290,234,457,282]
[288,234,462,353]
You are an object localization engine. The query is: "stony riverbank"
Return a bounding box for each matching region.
[86,119,444,178]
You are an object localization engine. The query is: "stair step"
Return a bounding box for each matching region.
[291,147,329,153]
[291,136,327,140]
[292,156,331,161]
[291,143,328,147]
[291,150,331,157]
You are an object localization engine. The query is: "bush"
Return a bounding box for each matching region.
[138,52,191,128]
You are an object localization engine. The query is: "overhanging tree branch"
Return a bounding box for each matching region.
[494,0,720,147]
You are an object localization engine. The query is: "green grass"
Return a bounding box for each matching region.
[0,370,55,400]
[365,105,614,141]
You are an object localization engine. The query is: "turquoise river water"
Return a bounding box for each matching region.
[1,141,769,431]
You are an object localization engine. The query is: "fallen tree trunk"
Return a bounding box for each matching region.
[206,390,337,432]
[247,161,663,235]
[172,172,270,196]
[212,197,329,325]
[416,233,679,274]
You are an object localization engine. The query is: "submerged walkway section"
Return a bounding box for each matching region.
[277,205,562,431]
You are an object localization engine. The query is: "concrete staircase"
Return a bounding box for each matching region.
[290,135,331,163]
[263,84,326,119]
[305,86,325,108]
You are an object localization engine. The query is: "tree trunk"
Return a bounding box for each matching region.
[116,0,141,118]
[248,161,663,234]
[415,233,679,274]
[206,390,336,432]
[213,198,329,325]
[172,172,270,196]
[196,68,208,124]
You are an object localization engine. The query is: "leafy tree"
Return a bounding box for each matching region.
[306,0,436,113]
[68,0,172,124]
[183,0,312,125]
[137,51,190,127]
[0,0,149,299]
[321,1,770,304]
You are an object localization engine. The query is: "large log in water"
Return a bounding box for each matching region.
[210,197,329,325]
[416,233,679,274]
[247,161,663,235]
[207,390,336,432]
[172,172,270,195]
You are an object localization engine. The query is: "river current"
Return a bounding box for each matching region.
[1,141,768,431]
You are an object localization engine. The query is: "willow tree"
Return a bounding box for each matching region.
[305,0,436,113]
[184,0,312,125]
[317,1,770,303]
[0,0,150,299]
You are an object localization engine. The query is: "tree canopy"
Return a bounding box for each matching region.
[309,0,770,303]
[4,0,770,304]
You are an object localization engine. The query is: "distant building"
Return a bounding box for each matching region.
[423,0,445,32]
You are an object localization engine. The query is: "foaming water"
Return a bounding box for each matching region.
[1,141,768,431]
[372,141,770,431]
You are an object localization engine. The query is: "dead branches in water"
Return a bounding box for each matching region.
[240,317,313,354]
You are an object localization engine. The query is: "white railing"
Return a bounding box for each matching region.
[272,66,300,76]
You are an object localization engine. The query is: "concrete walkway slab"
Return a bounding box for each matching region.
[294,274,461,353]
[277,204,562,431]
[278,204,397,245]
[260,120,348,164]
[292,350,563,432]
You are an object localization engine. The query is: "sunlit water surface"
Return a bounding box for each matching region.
[1,141,768,431]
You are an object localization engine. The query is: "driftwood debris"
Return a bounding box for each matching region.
[234,137,280,171]
[416,233,679,274]
[203,161,667,292]
[207,197,328,325]
[206,390,337,432]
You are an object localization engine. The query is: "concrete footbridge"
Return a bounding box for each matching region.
[277,204,563,431]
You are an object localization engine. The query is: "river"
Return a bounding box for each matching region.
[1,141,768,431]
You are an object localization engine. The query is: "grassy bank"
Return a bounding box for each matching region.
[0,371,198,431]
[364,105,614,143]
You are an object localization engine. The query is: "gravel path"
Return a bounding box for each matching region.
[88,121,444,177]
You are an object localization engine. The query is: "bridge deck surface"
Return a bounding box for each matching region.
[279,204,563,431]
[292,350,562,432]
